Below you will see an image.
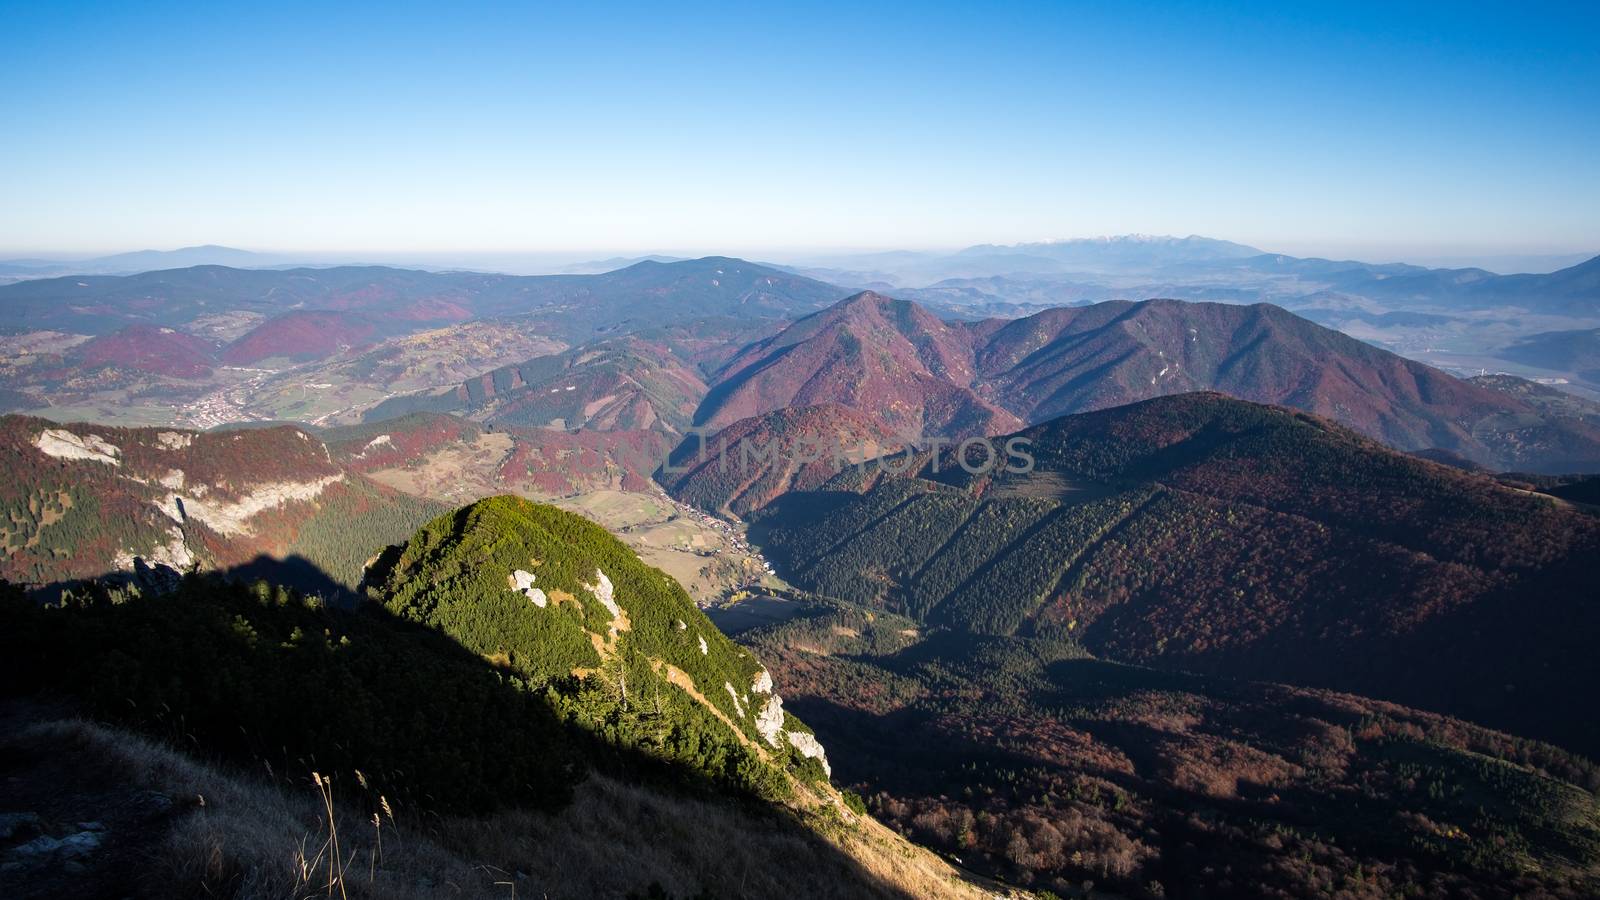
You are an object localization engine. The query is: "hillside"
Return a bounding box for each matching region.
[0,414,444,591]
[680,293,1600,478]
[736,598,1600,898]
[970,298,1600,471]
[365,336,709,436]
[1502,327,1600,383]
[220,310,383,364]
[696,291,1022,438]
[0,499,994,898]
[0,257,846,341]
[660,404,899,518]
[365,497,831,776]
[1470,373,1600,427]
[72,324,219,379]
[0,709,959,900]
[325,413,665,497]
[749,393,1600,755]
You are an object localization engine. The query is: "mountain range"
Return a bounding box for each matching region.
[663,292,1600,488]
[0,245,273,277]
[0,257,845,343]
[6,244,1600,898]
[7,246,1600,438]
[369,286,1600,500]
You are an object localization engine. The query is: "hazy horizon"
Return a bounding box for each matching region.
[3,236,1596,277]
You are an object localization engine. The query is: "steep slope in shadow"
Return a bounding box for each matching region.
[0,500,999,899]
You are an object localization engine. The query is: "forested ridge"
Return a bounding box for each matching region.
[3,495,835,813]
[750,393,1600,756]
[363,495,826,794]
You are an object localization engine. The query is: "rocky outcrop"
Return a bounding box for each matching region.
[582,569,622,620]
[754,694,786,746]
[510,569,548,607]
[750,667,830,775]
[786,730,830,776]
[34,429,120,466]
[155,431,193,450]
[162,475,341,536]
[114,527,195,574]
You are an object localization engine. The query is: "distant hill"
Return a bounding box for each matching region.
[800,241,1600,322]
[1228,252,1600,316]
[695,291,1022,438]
[791,234,1266,284]
[750,393,1600,756]
[1469,373,1600,427]
[971,298,1600,471]
[957,234,1263,272]
[81,244,270,273]
[366,336,709,436]
[1459,253,1600,315]
[1501,326,1600,382]
[0,245,275,278]
[680,293,1600,477]
[220,309,384,365]
[0,257,848,341]
[73,324,219,378]
[660,404,898,518]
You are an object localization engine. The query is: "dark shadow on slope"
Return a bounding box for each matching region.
[0,574,927,900]
[220,553,357,606]
[768,638,1600,899]
[744,490,862,573]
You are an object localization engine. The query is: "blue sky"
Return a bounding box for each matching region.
[1,1,1596,261]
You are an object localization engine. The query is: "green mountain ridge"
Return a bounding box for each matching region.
[365,495,831,782]
[1,494,1000,898]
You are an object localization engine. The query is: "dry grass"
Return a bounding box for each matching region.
[15,716,1007,900]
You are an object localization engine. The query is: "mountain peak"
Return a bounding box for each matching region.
[697,289,1019,437]
[367,495,831,778]
[826,288,900,312]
